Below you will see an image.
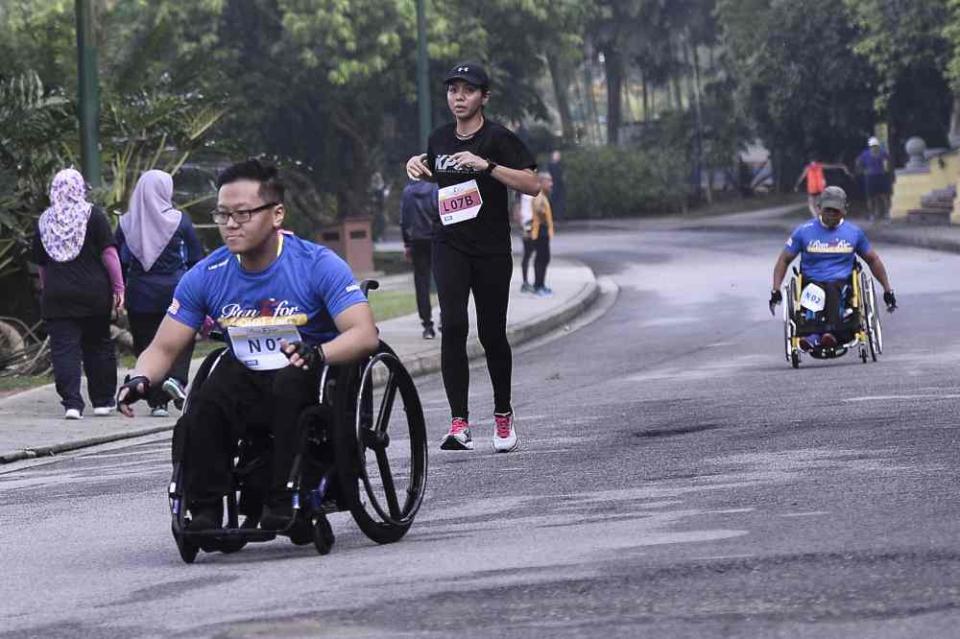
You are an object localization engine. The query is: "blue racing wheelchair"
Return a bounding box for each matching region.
[168,281,428,562]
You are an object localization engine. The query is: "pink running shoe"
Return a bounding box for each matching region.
[440,417,473,450]
[493,412,519,452]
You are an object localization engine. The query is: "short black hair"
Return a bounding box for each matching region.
[216,158,285,203]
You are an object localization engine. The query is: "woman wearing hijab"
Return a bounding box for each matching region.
[116,170,204,417]
[33,168,125,419]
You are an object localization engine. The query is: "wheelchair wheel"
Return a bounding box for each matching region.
[312,513,335,555]
[333,341,428,544]
[172,522,199,564]
[859,271,882,361]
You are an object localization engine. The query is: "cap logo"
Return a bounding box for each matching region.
[458,66,469,72]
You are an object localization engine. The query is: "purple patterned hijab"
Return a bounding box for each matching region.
[119,170,182,271]
[38,168,93,262]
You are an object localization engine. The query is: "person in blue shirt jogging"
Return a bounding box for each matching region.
[116,159,379,533]
[769,186,897,351]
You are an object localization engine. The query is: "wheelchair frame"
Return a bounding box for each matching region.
[782,260,883,368]
[167,281,428,563]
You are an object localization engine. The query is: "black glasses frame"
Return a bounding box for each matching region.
[211,201,279,225]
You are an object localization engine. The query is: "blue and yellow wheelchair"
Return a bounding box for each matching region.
[782,261,883,368]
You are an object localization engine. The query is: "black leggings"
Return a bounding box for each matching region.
[521,237,535,285]
[433,241,513,420]
[533,235,551,288]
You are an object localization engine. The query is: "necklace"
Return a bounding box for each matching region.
[456,115,484,140]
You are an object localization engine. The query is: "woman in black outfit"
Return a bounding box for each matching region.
[33,168,125,419]
[406,62,540,453]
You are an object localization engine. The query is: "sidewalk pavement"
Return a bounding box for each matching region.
[0,257,598,464]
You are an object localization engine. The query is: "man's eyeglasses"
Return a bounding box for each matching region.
[211,202,279,225]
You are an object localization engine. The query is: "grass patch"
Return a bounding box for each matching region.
[0,373,52,394]
[369,290,433,322]
[374,251,413,275]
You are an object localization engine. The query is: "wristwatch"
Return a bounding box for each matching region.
[483,160,498,175]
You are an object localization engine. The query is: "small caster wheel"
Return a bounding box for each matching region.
[790,350,800,369]
[313,513,335,555]
[860,348,867,363]
[173,524,199,564]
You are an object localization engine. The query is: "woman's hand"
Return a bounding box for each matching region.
[449,151,489,172]
[406,154,432,180]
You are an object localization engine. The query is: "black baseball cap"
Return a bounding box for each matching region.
[443,62,490,89]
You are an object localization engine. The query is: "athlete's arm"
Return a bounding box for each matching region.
[773,249,797,291]
[447,151,540,196]
[117,317,197,416]
[860,248,893,292]
[793,168,808,191]
[283,303,378,370]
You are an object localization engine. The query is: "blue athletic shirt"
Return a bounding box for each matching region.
[167,231,367,346]
[785,219,872,282]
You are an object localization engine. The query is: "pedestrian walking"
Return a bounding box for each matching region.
[405,61,540,453]
[856,137,893,221]
[546,150,566,219]
[794,157,852,218]
[400,179,438,339]
[518,191,535,293]
[33,168,124,419]
[531,171,555,297]
[116,170,204,417]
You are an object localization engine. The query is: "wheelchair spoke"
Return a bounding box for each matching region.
[375,370,398,435]
[374,448,402,520]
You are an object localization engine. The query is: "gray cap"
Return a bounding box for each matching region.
[819,186,847,212]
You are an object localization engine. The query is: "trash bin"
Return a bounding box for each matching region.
[317,215,375,275]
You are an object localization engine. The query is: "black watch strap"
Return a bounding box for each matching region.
[484,160,497,175]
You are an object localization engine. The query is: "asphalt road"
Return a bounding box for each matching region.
[2,221,960,639]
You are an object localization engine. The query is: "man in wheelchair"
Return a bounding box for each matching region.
[116,159,379,532]
[769,186,897,351]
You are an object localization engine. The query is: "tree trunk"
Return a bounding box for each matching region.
[641,72,649,122]
[689,37,710,204]
[547,55,575,143]
[949,94,960,148]
[603,46,623,146]
[583,42,603,145]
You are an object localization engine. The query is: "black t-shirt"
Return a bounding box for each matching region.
[33,207,115,319]
[427,120,536,255]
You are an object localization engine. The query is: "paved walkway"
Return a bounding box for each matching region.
[0,257,597,463]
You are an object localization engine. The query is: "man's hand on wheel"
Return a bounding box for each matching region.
[769,289,783,316]
[117,374,151,417]
[883,290,897,312]
[280,340,326,371]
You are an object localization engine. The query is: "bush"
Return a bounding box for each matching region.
[564,145,691,218]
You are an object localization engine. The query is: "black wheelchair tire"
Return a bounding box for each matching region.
[333,341,428,545]
[172,523,199,564]
[312,514,335,555]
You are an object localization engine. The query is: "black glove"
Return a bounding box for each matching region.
[769,289,782,316]
[117,374,151,407]
[283,341,326,370]
[883,290,897,312]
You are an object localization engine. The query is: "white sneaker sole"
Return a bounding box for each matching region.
[493,435,519,453]
[440,434,474,451]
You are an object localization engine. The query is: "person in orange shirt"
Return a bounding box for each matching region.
[530,171,555,297]
[794,157,852,217]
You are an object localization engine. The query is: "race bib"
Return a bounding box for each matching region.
[438,179,483,226]
[799,283,827,312]
[227,324,302,371]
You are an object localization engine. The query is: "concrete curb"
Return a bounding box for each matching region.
[0,424,173,464]
[0,261,601,465]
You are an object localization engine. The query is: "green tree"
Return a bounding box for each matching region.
[718,0,877,188]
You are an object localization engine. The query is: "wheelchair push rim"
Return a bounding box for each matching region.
[335,343,428,543]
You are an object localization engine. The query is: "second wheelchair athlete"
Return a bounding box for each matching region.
[117,159,379,532]
[769,186,897,350]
